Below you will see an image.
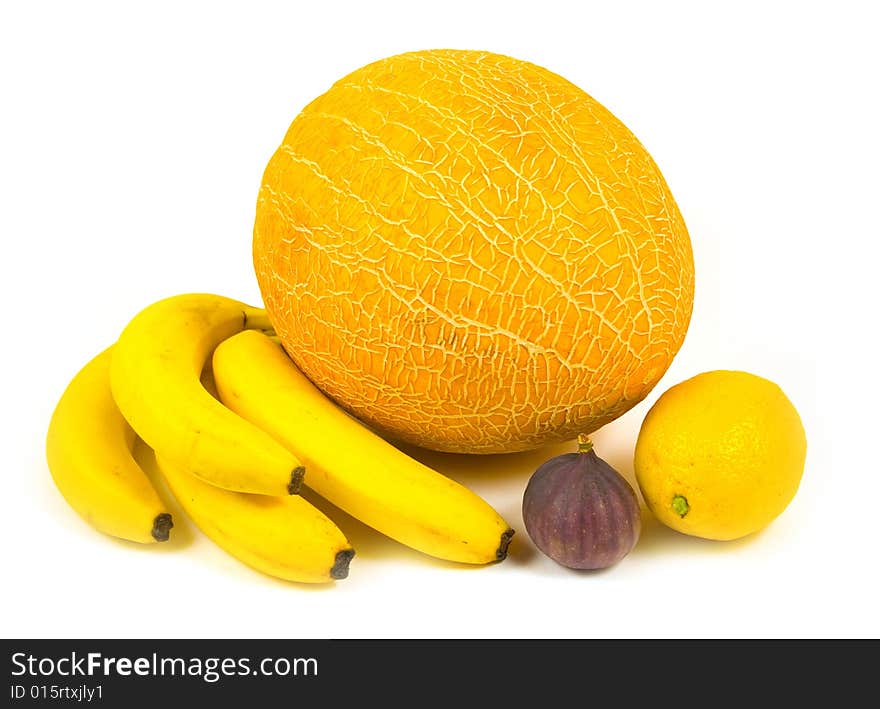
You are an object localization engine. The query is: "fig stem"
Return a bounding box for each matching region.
[672,495,690,517]
[576,433,593,453]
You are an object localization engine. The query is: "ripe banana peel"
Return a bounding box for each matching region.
[48,291,513,581]
[212,329,515,565]
[46,346,173,544]
[108,293,305,496]
[154,453,354,583]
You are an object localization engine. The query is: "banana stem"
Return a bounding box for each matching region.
[242,307,273,332]
[151,513,174,542]
[331,549,355,580]
[287,466,306,495]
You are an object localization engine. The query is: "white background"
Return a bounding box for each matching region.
[2,1,877,639]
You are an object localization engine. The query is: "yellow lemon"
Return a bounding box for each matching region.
[633,370,807,541]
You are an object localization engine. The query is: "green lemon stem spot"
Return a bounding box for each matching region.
[672,495,690,518]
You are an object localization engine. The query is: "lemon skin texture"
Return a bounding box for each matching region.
[634,370,807,541]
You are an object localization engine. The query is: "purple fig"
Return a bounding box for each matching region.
[522,434,641,570]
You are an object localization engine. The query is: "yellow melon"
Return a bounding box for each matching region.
[253,49,695,454]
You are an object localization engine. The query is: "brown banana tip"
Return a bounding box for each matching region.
[496,528,515,561]
[287,466,306,495]
[151,513,174,542]
[331,549,355,580]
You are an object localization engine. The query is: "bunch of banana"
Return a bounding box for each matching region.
[46,292,514,585]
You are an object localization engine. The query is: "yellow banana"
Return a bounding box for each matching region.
[154,453,355,583]
[109,293,304,496]
[46,346,173,544]
[212,329,515,565]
